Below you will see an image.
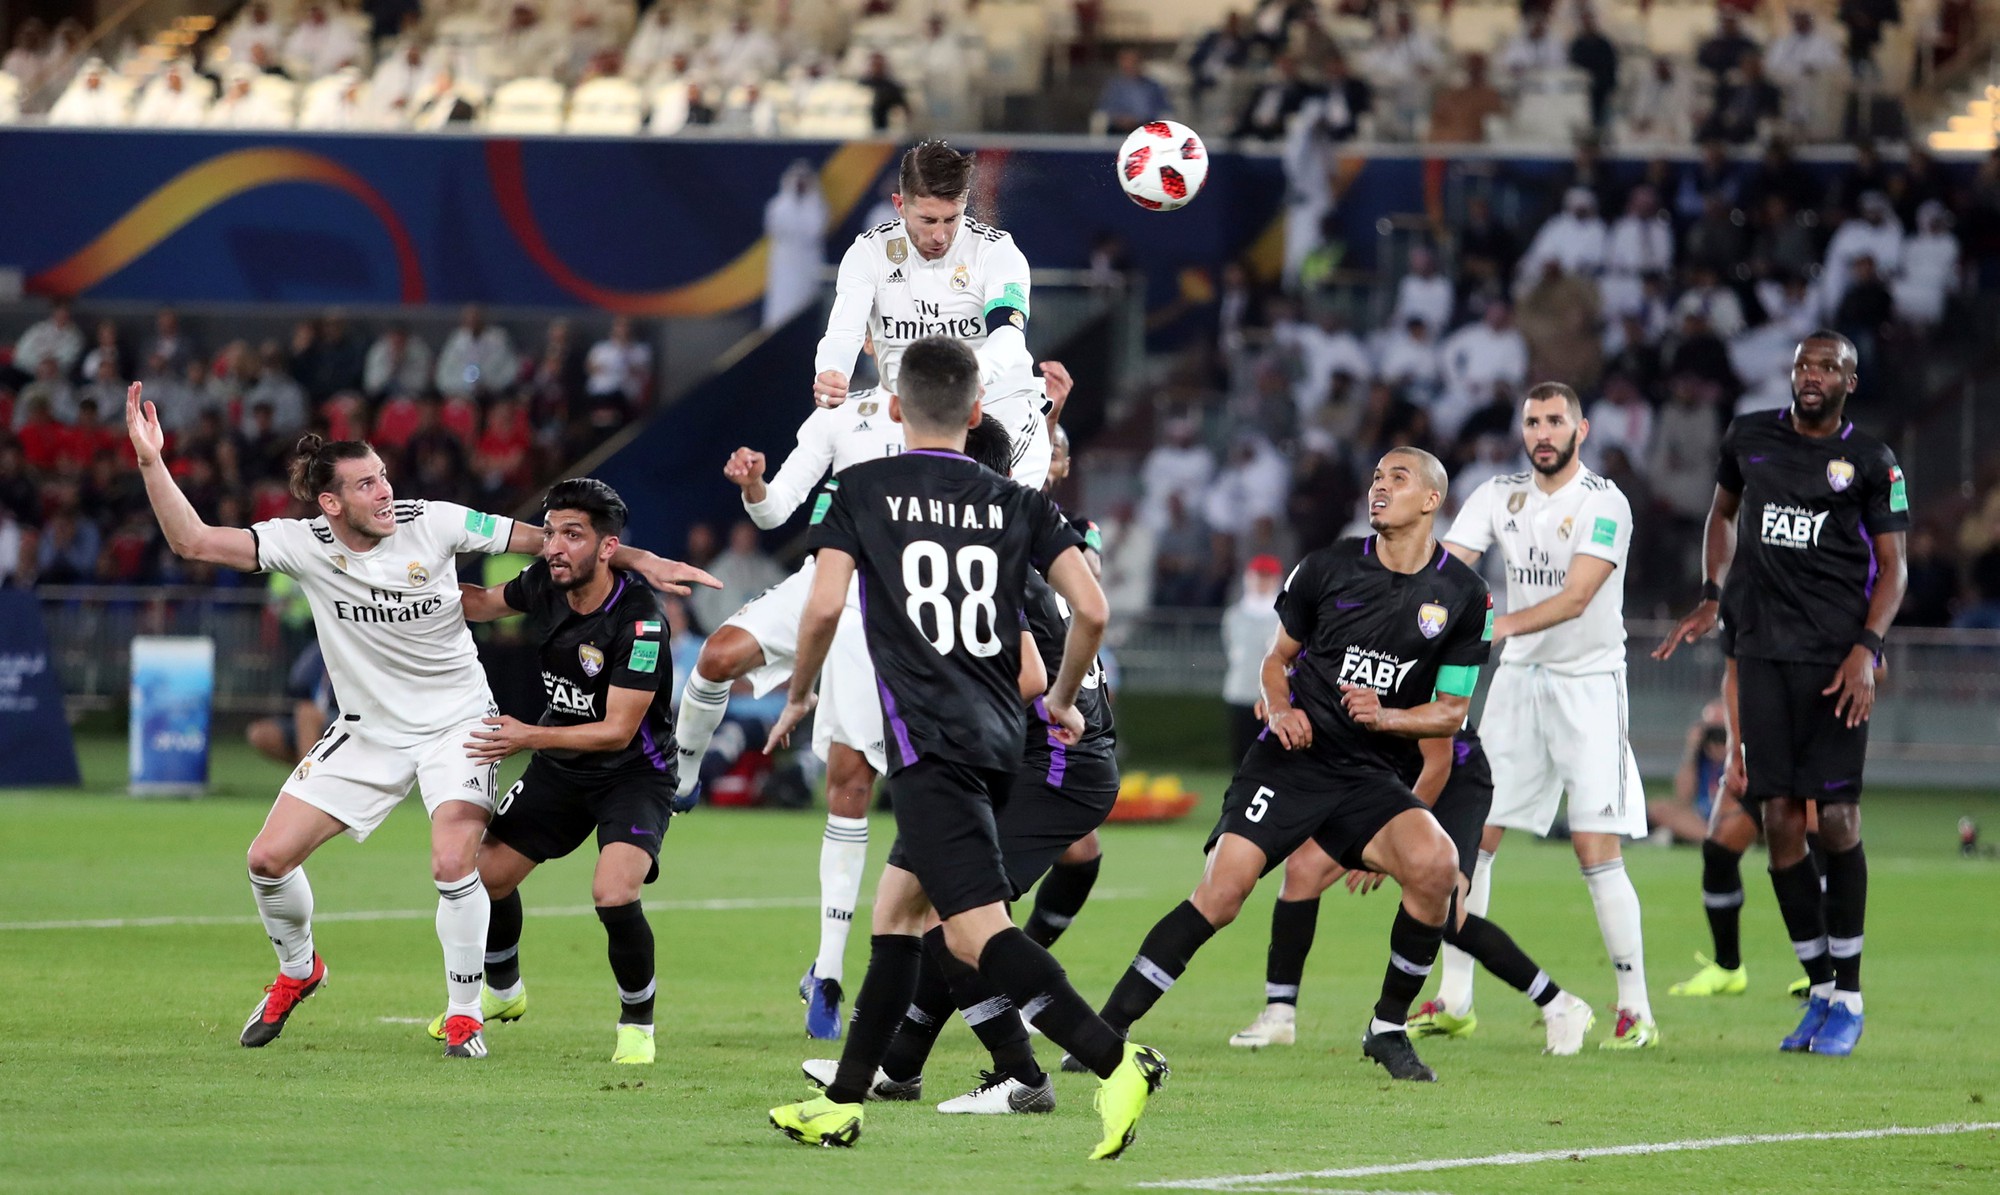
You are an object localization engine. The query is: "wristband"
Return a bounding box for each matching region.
[1855,629,1885,659]
[1699,579,1721,603]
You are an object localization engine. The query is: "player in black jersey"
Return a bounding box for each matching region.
[1656,331,1908,1057]
[1095,447,1489,1083]
[764,337,1166,1159]
[1225,727,1599,1054]
[444,479,679,1065]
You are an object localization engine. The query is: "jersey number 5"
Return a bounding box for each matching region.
[903,540,1001,657]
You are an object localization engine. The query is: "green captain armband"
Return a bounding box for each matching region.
[1434,665,1479,698]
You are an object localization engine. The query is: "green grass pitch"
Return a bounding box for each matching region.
[3,736,1997,1194]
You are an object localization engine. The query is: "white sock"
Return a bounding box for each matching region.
[1582,856,1651,1021]
[1439,848,1492,1016]
[436,872,491,1020]
[249,868,316,980]
[1831,989,1863,1013]
[674,673,733,797]
[815,814,869,983]
[1369,1017,1407,1036]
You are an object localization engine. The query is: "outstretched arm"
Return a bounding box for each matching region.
[458,582,521,623]
[126,383,259,571]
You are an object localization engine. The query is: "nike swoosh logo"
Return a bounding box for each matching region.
[1748,455,1767,463]
[630,826,657,836]
[1336,600,1365,610]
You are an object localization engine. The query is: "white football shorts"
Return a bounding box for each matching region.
[283,716,497,842]
[1481,662,1647,839]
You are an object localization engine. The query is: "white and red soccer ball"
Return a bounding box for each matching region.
[1116,120,1209,211]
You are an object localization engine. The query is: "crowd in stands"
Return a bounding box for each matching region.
[1102,137,2000,629]
[0,302,653,588]
[5,0,1071,136]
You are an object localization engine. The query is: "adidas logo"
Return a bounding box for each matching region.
[1599,805,1616,817]
[463,777,486,792]
[886,268,904,283]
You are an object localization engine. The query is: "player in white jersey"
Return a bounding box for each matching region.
[1438,381,1659,1050]
[124,384,713,1057]
[810,139,1055,490]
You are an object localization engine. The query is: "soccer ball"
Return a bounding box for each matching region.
[1116,121,1209,212]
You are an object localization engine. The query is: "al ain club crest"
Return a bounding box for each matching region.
[1827,459,1856,492]
[1418,602,1448,639]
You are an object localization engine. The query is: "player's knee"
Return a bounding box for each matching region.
[245,840,292,879]
[1059,831,1101,865]
[1818,804,1861,851]
[431,844,477,883]
[825,776,873,819]
[1410,843,1459,901]
[695,629,757,682]
[1192,876,1252,928]
[592,877,641,907]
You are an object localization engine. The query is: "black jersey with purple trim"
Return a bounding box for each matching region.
[1023,568,1116,783]
[808,449,1085,775]
[1272,535,1491,778]
[1716,410,1909,666]
[502,560,677,779]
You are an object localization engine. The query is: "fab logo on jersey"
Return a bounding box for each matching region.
[1337,646,1419,695]
[1827,459,1856,492]
[543,671,598,717]
[1417,603,1448,639]
[1760,503,1830,550]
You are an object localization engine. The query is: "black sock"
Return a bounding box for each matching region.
[1264,897,1320,1006]
[596,902,655,1025]
[1375,905,1445,1025]
[879,929,961,1082]
[1822,842,1867,993]
[1446,912,1561,1006]
[486,889,524,991]
[1806,831,1828,892]
[1025,856,1101,948]
[1770,856,1835,987]
[827,934,924,1105]
[978,926,1124,1080]
[938,934,1042,1085]
[1101,900,1218,1036]
[1701,839,1746,971]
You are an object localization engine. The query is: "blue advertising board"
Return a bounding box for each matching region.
[0,589,82,788]
[128,635,215,796]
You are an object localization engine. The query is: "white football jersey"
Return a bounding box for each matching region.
[253,500,514,748]
[815,216,1034,395]
[743,386,905,529]
[1446,467,1633,674]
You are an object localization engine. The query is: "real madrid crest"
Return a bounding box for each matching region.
[293,759,312,780]
[1417,602,1448,640]
[1558,516,1574,540]
[886,237,908,264]
[1507,492,1527,515]
[578,644,605,677]
[407,562,429,586]
[1827,459,1856,492]
[951,264,970,290]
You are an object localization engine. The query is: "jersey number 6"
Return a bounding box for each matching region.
[903,540,1001,657]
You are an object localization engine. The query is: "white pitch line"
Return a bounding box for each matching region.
[1140,1122,2000,1191]
[0,887,1157,932]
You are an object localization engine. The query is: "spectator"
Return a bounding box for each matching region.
[16,396,68,471]
[1664,308,1739,396]
[764,161,828,329]
[362,324,434,399]
[525,319,585,431]
[1425,52,1505,144]
[1750,194,1818,281]
[0,443,38,523]
[1568,7,1619,129]
[1455,194,1519,305]
[1189,11,1252,115]
[1627,56,1696,145]
[1496,11,1565,83]
[435,305,518,399]
[624,5,700,82]
[1298,53,1371,142]
[1389,244,1454,332]
[145,309,194,375]
[1153,492,1214,607]
[1675,141,1741,224]
[703,12,780,86]
[225,2,285,67]
[13,301,85,381]
[79,319,124,388]
[1697,11,1762,81]
[471,397,534,495]
[858,52,910,133]
[243,343,309,436]
[206,68,290,128]
[1833,254,1895,365]
[132,60,212,127]
[1954,544,2000,630]
[38,505,102,584]
[1677,263,1749,343]
[1648,374,1725,581]
[1139,416,1216,531]
[1602,185,1674,316]
[1364,7,1444,137]
[1095,48,1172,129]
[487,4,561,83]
[137,352,194,434]
[1584,372,1654,473]
[1893,201,1960,326]
[1220,554,1284,760]
[305,311,366,400]
[1838,0,1901,78]
[1274,304,1371,426]
[1765,9,1844,126]
[1743,139,1818,214]
[1699,51,1780,144]
[1516,187,1607,288]
[1516,261,1604,393]
[1096,498,1156,613]
[1437,300,1529,440]
[1683,192,1750,279]
[3,20,52,99]
[1648,697,1733,844]
[585,315,652,411]
[283,4,362,80]
[1603,307,1664,398]
[1233,53,1318,141]
[1379,316,1444,397]
[1819,191,1904,319]
[49,59,129,125]
[0,504,22,588]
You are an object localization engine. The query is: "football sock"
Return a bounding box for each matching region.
[597,901,656,1025]
[1445,912,1561,1006]
[1438,849,1492,1016]
[436,872,491,1021]
[934,930,1041,1085]
[485,889,524,993]
[1263,896,1320,1006]
[1806,831,1828,893]
[248,867,316,980]
[1375,904,1445,1025]
[879,935,955,1083]
[673,673,732,798]
[1823,842,1867,996]
[1700,839,1746,971]
[815,815,869,984]
[1583,856,1652,1020]
[1024,855,1101,948]
[827,934,924,1106]
[1100,900,1218,1036]
[1770,855,1836,987]
[977,927,1124,1080]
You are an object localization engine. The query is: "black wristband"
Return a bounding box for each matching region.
[1699,579,1721,603]
[1855,629,1885,658]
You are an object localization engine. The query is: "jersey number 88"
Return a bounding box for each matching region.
[903,540,1001,657]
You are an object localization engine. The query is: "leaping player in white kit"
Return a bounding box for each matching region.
[1435,381,1660,1049]
[124,383,714,1058]
[672,140,1062,1039]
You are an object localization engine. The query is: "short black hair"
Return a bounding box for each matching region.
[962,417,1014,475]
[899,139,975,203]
[1801,329,1859,365]
[1523,381,1583,421]
[895,336,981,432]
[543,477,628,537]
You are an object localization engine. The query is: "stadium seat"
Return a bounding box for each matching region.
[1644,4,1717,57]
[790,79,874,138]
[565,75,643,134]
[487,76,567,133]
[0,72,19,124]
[250,73,298,122]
